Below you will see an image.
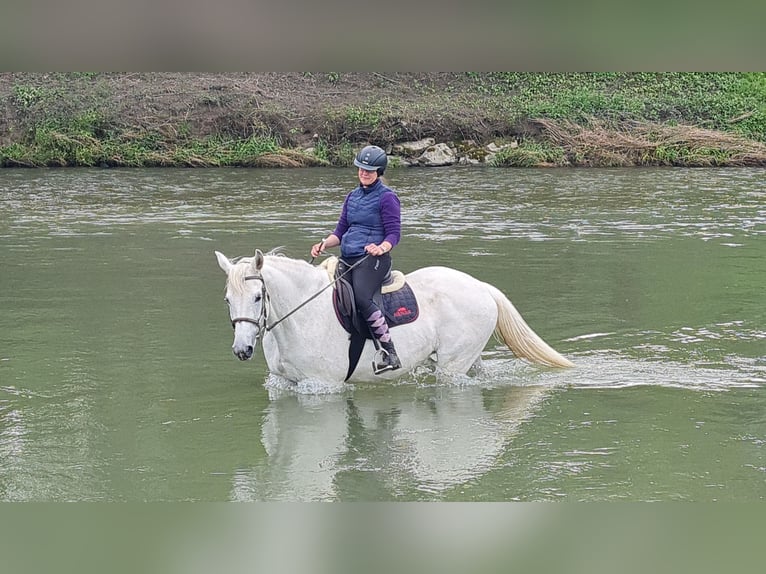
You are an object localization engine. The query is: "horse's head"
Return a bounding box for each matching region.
[215,249,267,360]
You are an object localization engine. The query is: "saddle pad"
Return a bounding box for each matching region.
[332,278,419,336]
[383,283,419,326]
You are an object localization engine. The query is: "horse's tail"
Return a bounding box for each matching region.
[486,283,575,368]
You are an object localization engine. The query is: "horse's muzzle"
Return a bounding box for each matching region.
[233,345,254,360]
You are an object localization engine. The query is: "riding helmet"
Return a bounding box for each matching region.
[353,145,387,175]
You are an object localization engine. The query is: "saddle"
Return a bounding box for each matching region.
[319,256,419,379]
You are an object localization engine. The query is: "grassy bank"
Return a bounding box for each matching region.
[1,72,765,168]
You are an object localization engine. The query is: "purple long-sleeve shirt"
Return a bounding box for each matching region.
[332,179,401,256]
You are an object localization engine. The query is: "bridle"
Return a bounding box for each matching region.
[229,274,269,335]
[228,255,370,338]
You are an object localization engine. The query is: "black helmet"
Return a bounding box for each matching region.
[354,145,387,175]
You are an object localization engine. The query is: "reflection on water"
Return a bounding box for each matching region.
[1,167,764,501]
[230,383,549,501]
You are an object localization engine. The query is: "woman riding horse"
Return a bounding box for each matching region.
[310,145,402,374]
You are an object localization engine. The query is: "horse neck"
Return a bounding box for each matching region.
[262,256,329,314]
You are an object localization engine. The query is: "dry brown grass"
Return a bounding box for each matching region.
[530,118,766,167]
[241,150,329,168]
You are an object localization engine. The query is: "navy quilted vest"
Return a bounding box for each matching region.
[341,180,390,258]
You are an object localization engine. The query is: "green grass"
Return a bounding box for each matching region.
[469,72,766,140]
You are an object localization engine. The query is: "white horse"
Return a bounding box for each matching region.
[215,248,574,385]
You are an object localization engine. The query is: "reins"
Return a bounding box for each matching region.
[237,254,370,334]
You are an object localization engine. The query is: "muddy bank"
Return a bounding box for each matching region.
[1,72,765,167]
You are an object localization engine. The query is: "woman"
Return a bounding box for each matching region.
[311,145,402,374]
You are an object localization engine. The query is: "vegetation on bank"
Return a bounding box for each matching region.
[1,72,765,168]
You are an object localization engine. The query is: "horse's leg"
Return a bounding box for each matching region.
[262,333,288,378]
[435,343,488,374]
[468,357,485,375]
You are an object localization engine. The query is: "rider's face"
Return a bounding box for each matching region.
[358,168,379,185]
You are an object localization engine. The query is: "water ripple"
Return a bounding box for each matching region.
[2,168,763,246]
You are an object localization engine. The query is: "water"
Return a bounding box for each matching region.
[0,166,764,501]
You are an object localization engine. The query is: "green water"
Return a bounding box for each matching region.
[1,167,763,500]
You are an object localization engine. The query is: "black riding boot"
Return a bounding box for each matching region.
[365,308,402,375]
[374,339,402,374]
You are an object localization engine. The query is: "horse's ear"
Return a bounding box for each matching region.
[215,251,232,274]
[253,249,264,271]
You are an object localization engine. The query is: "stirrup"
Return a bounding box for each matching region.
[372,348,400,375]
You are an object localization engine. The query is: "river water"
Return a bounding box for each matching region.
[0,166,764,501]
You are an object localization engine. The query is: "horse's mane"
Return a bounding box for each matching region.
[226,247,313,295]
[230,246,286,264]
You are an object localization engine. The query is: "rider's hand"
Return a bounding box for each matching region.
[365,243,388,256]
[311,243,324,258]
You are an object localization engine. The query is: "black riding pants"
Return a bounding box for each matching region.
[343,253,391,319]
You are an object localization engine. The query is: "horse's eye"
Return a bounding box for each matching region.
[224,296,230,305]
[254,294,262,303]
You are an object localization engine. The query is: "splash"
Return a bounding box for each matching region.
[264,373,352,396]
